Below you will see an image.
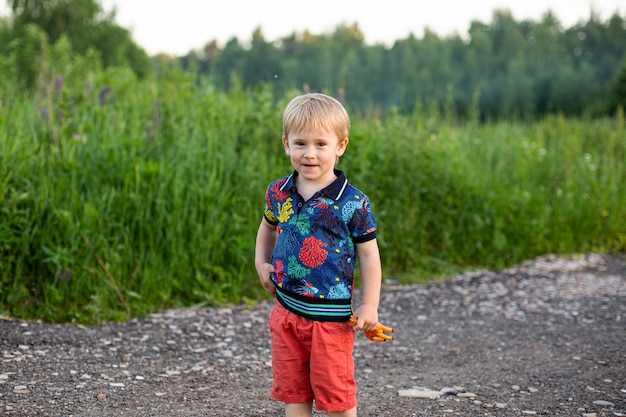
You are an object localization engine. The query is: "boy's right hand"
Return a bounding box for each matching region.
[256,262,276,295]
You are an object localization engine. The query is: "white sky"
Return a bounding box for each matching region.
[2,0,625,55]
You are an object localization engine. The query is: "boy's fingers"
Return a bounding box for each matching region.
[349,315,362,330]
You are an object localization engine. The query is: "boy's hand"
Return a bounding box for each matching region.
[256,262,276,295]
[352,304,379,331]
[349,315,394,342]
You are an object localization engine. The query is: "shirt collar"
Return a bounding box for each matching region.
[281,169,349,201]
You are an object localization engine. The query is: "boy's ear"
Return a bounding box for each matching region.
[282,136,290,155]
[337,137,349,156]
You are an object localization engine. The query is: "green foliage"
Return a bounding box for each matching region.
[5,0,151,84]
[3,3,625,119]
[0,28,625,324]
[178,10,626,119]
[611,59,626,112]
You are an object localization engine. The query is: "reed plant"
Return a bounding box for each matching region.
[1,61,624,323]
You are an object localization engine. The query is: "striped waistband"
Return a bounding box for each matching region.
[275,287,352,322]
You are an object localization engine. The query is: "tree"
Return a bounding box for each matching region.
[8,0,151,78]
[212,37,245,91]
[610,60,626,113]
[243,27,281,88]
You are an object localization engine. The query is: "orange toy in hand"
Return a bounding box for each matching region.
[350,315,394,342]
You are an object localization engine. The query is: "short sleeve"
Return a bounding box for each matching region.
[263,184,279,225]
[348,194,377,243]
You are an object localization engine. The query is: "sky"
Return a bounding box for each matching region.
[2,0,625,56]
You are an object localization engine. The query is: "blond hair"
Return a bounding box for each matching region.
[282,93,350,140]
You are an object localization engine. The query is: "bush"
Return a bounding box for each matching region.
[1,61,624,323]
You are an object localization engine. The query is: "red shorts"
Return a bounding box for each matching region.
[269,300,356,412]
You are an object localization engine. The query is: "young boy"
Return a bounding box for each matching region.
[255,93,382,417]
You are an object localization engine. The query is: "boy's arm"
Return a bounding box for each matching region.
[353,238,382,332]
[255,219,278,295]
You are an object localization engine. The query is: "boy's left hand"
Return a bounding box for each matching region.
[350,315,394,342]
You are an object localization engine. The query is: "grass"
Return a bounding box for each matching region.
[1,63,624,323]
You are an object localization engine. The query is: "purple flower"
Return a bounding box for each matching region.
[55,75,63,98]
[58,268,72,282]
[40,106,49,122]
[99,87,113,105]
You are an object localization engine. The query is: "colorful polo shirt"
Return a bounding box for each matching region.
[263,169,377,321]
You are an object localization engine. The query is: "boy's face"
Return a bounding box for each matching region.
[283,129,348,186]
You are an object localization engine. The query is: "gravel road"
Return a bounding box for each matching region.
[1,253,625,416]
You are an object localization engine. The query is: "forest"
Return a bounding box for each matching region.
[177,11,626,119]
[1,0,626,119]
[0,1,624,323]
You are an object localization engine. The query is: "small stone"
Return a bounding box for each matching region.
[582,413,597,417]
[457,392,477,399]
[155,392,167,397]
[440,386,457,395]
[521,411,537,415]
[592,400,614,407]
[97,393,106,401]
[528,387,539,393]
[511,385,521,391]
[496,403,507,409]
[135,375,145,380]
[109,382,125,387]
[13,385,30,395]
[398,387,442,399]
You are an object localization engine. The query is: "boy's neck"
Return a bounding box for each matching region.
[295,170,338,201]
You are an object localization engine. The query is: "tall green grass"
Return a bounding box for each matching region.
[344,109,625,279]
[1,65,624,323]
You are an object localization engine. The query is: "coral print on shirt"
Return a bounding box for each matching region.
[264,170,377,305]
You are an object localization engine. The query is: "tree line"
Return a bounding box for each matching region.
[177,10,626,119]
[1,0,625,120]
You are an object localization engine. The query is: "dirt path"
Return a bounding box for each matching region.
[1,253,625,416]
